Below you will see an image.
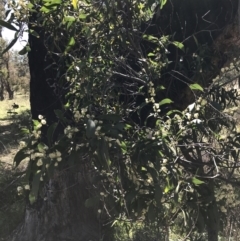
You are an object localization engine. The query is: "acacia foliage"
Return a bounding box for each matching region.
[3,0,240,237]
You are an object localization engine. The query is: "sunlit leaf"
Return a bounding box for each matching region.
[173,41,185,51]
[160,0,167,9]
[147,53,155,57]
[192,177,205,186]
[189,83,204,92]
[159,98,173,106]
[79,13,87,19]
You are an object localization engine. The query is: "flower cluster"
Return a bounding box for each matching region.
[64,125,79,139]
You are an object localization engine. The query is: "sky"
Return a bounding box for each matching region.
[2,27,28,51]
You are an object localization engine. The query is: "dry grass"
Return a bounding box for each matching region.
[0,93,30,240]
[0,93,30,166]
[0,93,30,120]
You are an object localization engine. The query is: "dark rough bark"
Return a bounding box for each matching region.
[10,166,113,241]
[206,181,219,241]
[0,78,4,100]
[8,21,113,241]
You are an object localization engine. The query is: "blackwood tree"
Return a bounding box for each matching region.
[2,0,240,240]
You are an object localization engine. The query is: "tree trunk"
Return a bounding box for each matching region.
[206,181,219,241]
[9,166,113,241]
[0,78,4,100]
[8,19,113,241]
[207,201,219,241]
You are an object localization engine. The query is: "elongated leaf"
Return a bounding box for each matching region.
[79,13,87,19]
[68,37,75,46]
[64,16,76,22]
[147,53,155,57]
[2,37,18,55]
[160,0,167,9]
[0,19,18,31]
[65,37,75,52]
[173,41,185,51]
[159,98,173,106]
[30,29,40,38]
[189,83,203,92]
[14,147,29,167]
[192,177,205,186]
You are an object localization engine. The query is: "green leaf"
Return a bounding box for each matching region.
[43,0,62,3]
[0,20,18,31]
[192,177,205,186]
[29,29,40,38]
[189,83,203,92]
[64,16,76,22]
[159,98,173,106]
[43,0,62,7]
[173,41,185,51]
[79,13,87,19]
[21,128,30,134]
[40,6,51,13]
[37,143,46,153]
[32,119,41,130]
[68,37,75,46]
[27,3,34,9]
[65,37,75,52]
[147,53,155,57]
[160,0,167,9]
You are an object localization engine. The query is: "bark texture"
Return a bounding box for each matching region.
[10,166,112,241]
[8,20,113,241]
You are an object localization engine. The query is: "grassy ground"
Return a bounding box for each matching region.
[0,93,31,240]
[0,93,30,166]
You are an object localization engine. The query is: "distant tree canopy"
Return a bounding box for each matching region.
[3,1,240,241]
